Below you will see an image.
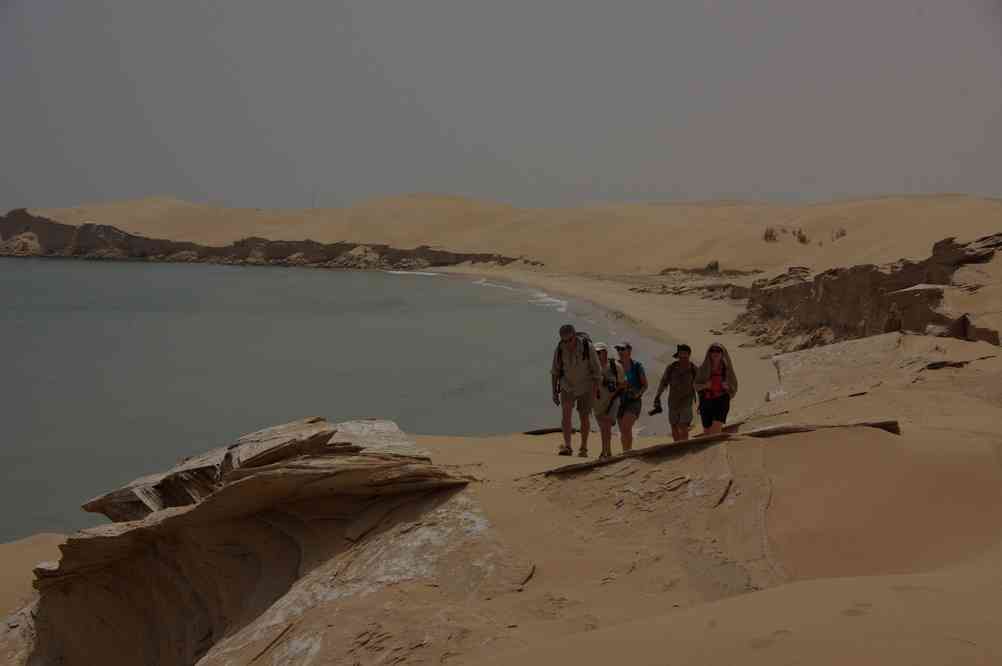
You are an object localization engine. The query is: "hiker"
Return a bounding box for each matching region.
[694,341,738,435]
[593,342,625,459]
[551,324,602,457]
[652,343,698,442]
[615,342,647,452]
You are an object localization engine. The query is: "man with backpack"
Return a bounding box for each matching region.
[551,324,602,457]
[651,343,698,441]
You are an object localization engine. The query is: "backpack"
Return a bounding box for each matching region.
[554,331,592,380]
[623,360,646,399]
[604,358,622,391]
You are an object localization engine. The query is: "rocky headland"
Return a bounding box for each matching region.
[0,208,534,271]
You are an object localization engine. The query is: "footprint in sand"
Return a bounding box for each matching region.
[749,629,793,649]
[842,601,873,617]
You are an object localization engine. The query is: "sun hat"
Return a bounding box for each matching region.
[594,342,608,352]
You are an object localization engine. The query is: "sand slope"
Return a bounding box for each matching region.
[33,194,1002,274]
[0,534,63,617]
[486,552,1002,665]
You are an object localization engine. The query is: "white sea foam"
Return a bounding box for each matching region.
[383,270,441,276]
[473,277,517,291]
[529,291,568,313]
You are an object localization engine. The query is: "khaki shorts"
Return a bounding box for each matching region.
[595,395,620,420]
[668,402,694,426]
[561,390,594,415]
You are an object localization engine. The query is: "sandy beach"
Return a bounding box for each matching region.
[4,194,1002,664]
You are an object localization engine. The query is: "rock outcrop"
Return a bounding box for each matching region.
[0,209,535,270]
[0,418,530,666]
[731,233,1002,350]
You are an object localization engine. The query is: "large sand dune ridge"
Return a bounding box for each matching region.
[33,193,1002,275]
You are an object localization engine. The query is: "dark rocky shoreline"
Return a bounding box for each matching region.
[0,208,538,271]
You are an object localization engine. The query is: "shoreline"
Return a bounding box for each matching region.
[440,264,780,422]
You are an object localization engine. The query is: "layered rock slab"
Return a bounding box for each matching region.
[1,418,528,666]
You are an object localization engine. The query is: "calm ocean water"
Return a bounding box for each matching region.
[0,258,667,540]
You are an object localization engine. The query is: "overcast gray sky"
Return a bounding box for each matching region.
[2,1,1000,209]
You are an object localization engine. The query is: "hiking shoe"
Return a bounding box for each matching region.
[557,447,572,456]
[577,449,588,458]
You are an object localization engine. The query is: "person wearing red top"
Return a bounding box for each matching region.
[694,342,739,435]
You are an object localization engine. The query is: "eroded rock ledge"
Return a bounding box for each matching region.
[0,209,538,270]
[731,233,1002,350]
[0,418,529,666]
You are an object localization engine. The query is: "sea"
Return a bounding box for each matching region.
[0,258,669,540]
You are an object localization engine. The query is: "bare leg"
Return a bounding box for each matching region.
[677,424,690,441]
[670,424,680,442]
[708,421,724,435]
[619,412,637,452]
[598,417,613,457]
[560,397,574,453]
[578,411,591,455]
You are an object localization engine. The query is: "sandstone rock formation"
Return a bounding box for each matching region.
[0,418,530,666]
[0,209,532,270]
[732,233,1002,350]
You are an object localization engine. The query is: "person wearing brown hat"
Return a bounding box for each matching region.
[652,343,698,441]
[551,324,602,456]
[694,342,739,435]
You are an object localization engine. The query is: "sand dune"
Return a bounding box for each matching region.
[33,193,1002,275]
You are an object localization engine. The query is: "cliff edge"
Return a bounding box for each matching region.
[0,417,530,665]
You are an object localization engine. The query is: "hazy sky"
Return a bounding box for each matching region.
[2,1,1001,209]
